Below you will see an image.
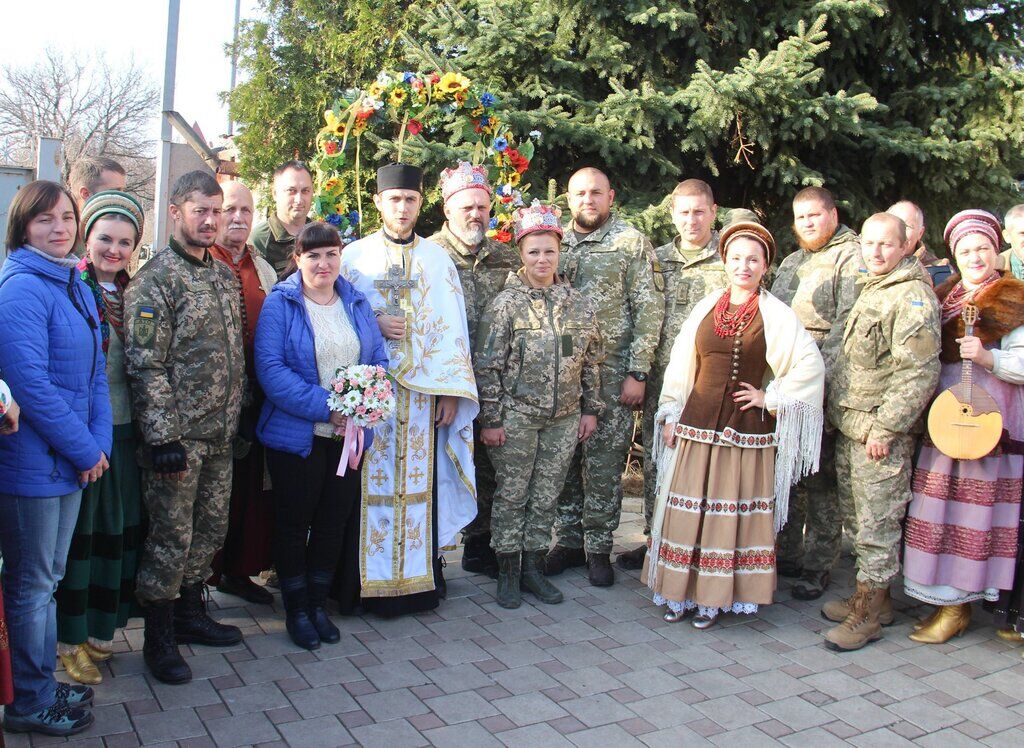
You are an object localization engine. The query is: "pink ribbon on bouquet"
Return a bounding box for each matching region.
[336,419,365,476]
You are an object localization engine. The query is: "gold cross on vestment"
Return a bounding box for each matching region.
[414,391,430,410]
[370,468,387,490]
[409,466,425,484]
[374,264,418,317]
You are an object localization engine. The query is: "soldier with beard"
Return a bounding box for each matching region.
[771,186,861,601]
[124,171,246,683]
[428,162,517,577]
[545,167,664,587]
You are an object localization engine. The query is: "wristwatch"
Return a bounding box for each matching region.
[628,371,648,382]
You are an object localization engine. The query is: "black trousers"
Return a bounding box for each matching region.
[266,437,360,580]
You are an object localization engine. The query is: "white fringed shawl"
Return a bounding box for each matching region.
[647,289,825,587]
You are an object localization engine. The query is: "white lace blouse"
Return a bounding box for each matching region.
[304,295,360,438]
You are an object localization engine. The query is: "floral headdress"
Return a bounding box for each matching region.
[513,200,563,244]
[440,161,492,202]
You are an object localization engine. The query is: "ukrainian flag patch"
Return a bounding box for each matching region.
[139,306,155,319]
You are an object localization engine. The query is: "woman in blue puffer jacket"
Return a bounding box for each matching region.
[0,181,112,738]
[255,221,387,650]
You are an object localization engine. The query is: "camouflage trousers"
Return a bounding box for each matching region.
[776,429,841,572]
[555,377,636,554]
[640,366,667,534]
[462,423,497,541]
[836,432,915,586]
[135,438,233,602]
[490,410,580,555]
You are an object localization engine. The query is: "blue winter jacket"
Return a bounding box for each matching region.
[0,248,113,496]
[255,271,389,457]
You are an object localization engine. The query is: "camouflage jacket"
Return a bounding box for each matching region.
[559,213,664,376]
[826,256,941,444]
[771,225,862,368]
[252,214,307,280]
[475,271,604,428]
[124,238,246,446]
[428,223,517,351]
[653,232,729,374]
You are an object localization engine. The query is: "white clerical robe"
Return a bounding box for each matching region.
[341,231,478,597]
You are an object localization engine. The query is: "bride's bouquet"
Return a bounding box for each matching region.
[327,364,396,474]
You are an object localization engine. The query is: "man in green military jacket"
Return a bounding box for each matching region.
[428,161,518,577]
[251,160,312,279]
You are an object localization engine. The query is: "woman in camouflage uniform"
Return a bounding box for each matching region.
[475,202,604,609]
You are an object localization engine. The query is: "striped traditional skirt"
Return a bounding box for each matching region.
[644,440,776,616]
[55,424,144,644]
[903,441,1023,605]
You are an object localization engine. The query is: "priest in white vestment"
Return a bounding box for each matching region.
[339,163,478,616]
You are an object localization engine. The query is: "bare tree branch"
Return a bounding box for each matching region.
[0,47,159,203]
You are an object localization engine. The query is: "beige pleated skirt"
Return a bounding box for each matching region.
[643,439,777,615]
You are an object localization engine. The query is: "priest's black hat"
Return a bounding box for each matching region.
[376,163,423,194]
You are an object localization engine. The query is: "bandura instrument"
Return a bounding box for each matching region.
[927,303,1003,460]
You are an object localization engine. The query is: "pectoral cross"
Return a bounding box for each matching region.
[374,264,418,317]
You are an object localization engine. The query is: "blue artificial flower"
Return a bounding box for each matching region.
[348,210,361,225]
[402,71,416,83]
[481,92,496,107]
[489,218,498,230]
[326,213,343,226]
[493,136,508,152]
[497,184,511,196]
[480,116,490,127]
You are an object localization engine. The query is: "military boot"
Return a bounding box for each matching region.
[279,575,320,650]
[143,600,192,684]
[495,553,522,609]
[616,545,647,570]
[543,545,586,576]
[174,582,243,646]
[521,551,564,604]
[306,569,341,644]
[587,553,615,587]
[824,581,886,651]
[821,587,894,625]
[461,534,499,578]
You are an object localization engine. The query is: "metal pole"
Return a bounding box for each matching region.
[153,0,180,252]
[228,0,241,136]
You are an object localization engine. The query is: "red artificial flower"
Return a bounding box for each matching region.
[500,194,514,204]
[507,149,530,174]
[355,107,374,121]
[494,229,513,243]
[429,71,441,85]
[411,78,424,91]
[473,120,483,134]
[324,141,338,155]
[407,119,423,136]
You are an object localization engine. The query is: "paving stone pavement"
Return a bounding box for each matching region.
[3,498,1024,747]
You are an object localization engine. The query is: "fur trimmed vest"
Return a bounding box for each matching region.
[935,273,1024,364]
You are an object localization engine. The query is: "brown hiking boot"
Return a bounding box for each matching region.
[824,582,886,651]
[821,587,895,625]
[543,545,586,576]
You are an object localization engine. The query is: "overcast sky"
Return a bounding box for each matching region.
[1,0,265,144]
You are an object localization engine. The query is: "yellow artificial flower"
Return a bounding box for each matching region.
[367,81,385,98]
[506,172,521,187]
[389,88,408,107]
[471,106,484,117]
[323,178,341,194]
[437,72,471,95]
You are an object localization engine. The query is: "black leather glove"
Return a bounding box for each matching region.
[152,441,187,475]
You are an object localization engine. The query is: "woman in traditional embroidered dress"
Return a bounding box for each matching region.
[255,222,388,650]
[903,209,1024,645]
[643,222,824,630]
[54,191,146,686]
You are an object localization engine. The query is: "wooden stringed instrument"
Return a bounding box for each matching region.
[927,303,1003,460]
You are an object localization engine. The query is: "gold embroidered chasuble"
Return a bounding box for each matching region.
[340,231,479,596]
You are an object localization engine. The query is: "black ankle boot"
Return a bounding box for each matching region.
[462,534,499,577]
[143,600,192,684]
[174,582,243,646]
[279,575,320,650]
[495,553,522,609]
[521,551,564,604]
[306,570,340,644]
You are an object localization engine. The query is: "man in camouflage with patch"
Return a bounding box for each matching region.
[771,186,862,601]
[545,167,664,587]
[428,162,517,577]
[124,171,246,685]
[819,213,940,651]
[617,179,729,570]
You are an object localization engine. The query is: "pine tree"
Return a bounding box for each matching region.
[403,1,1024,248]
[226,0,420,188]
